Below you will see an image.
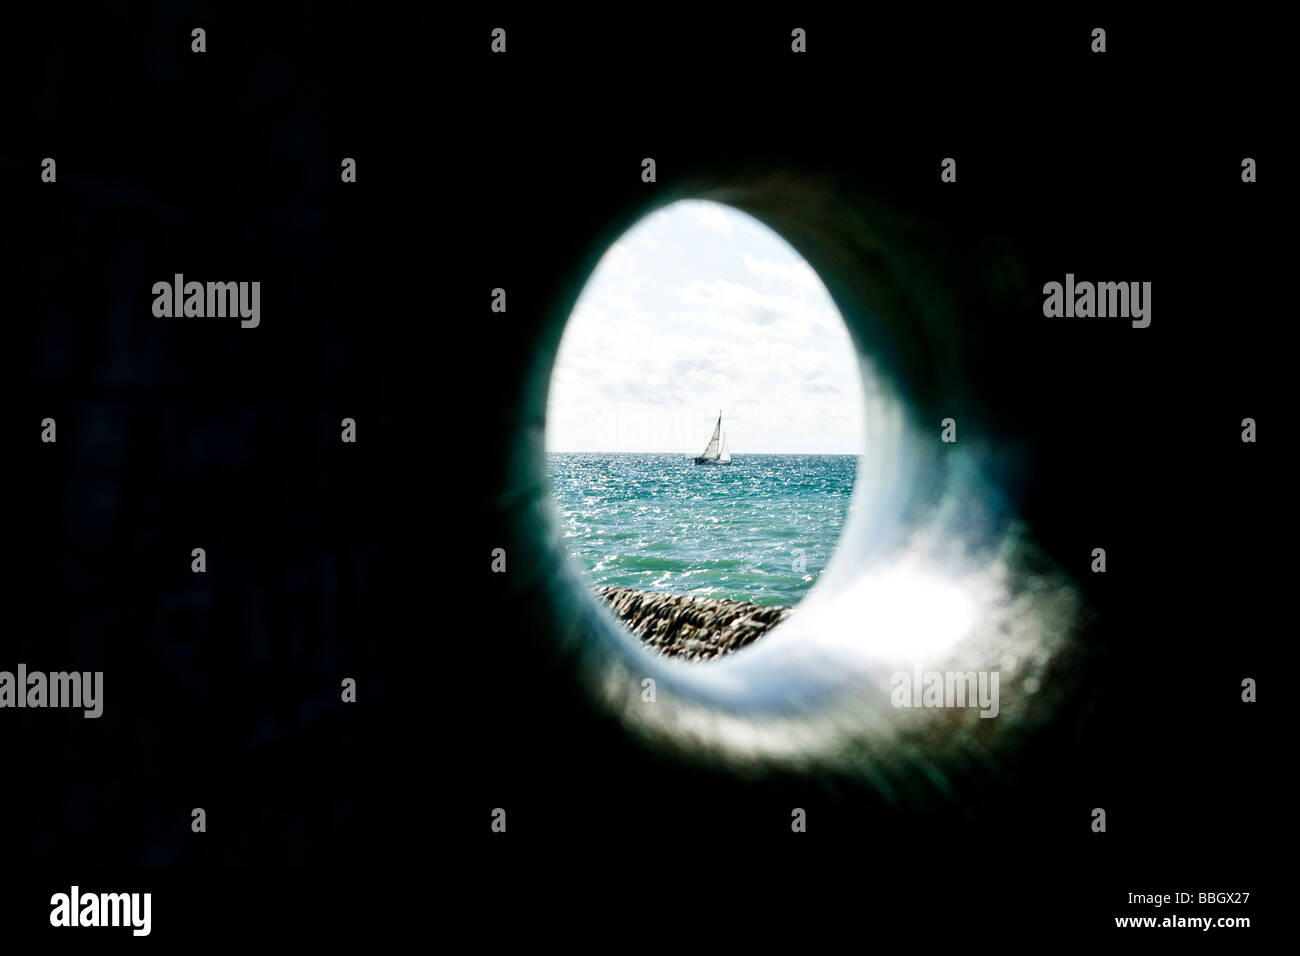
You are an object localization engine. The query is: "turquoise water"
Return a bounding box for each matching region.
[548,453,858,607]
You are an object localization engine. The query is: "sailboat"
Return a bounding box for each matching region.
[693,411,733,465]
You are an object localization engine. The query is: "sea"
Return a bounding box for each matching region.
[548,453,858,608]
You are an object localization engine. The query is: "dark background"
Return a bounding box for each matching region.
[3,5,1283,941]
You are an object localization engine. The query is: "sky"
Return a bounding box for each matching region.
[546,200,868,455]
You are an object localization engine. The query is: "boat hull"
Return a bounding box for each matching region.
[694,457,732,465]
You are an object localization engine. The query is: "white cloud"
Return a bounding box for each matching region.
[680,200,735,238]
[742,252,821,292]
[601,241,636,274]
[547,201,866,454]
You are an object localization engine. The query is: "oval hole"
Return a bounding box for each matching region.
[545,199,870,662]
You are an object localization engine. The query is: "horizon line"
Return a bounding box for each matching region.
[546,450,862,456]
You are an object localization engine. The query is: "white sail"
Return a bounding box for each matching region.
[719,429,731,462]
[699,415,722,459]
